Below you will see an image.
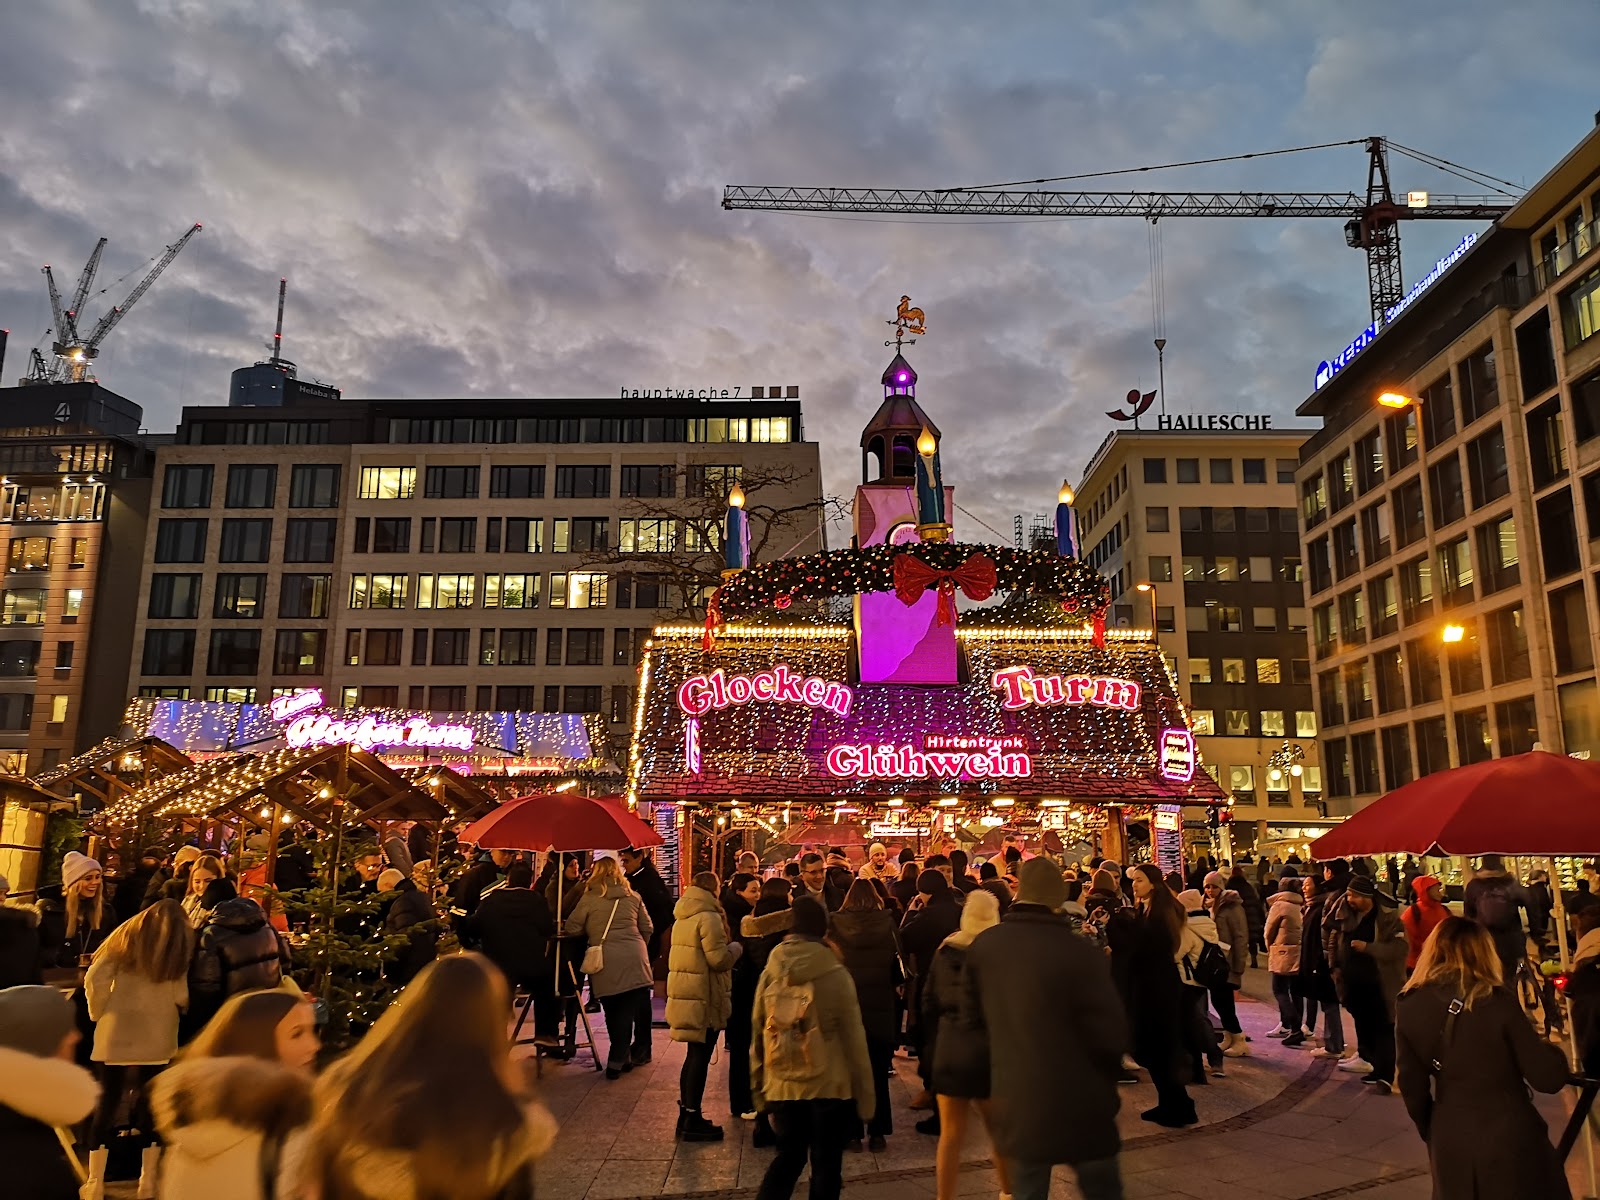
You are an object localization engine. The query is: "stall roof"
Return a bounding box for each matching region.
[32,736,195,794]
[390,765,501,821]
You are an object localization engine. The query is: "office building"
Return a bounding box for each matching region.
[1078,428,1326,849]
[1296,120,1600,812]
[0,383,156,772]
[127,389,822,755]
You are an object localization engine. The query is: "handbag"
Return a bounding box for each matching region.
[580,901,620,975]
[1428,993,1465,1095]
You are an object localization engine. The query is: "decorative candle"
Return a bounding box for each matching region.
[915,427,946,529]
[1055,480,1080,558]
[723,483,749,571]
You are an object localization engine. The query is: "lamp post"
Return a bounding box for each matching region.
[1134,581,1158,633]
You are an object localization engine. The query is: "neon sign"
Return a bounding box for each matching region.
[676,664,853,719]
[825,742,1033,780]
[283,713,475,753]
[1160,728,1197,782]
[990,666,1141,712]
[270,688,324,722]
[684,717,702,775]
[1153,808,1181,833]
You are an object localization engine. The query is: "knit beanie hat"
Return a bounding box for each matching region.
[1091,869,1117,894]
[1176,889,1205,913]
[0,985,76,1056]
[61,851,101,890]
[174,845,203,869]
[790,895,828,938]
[1015,857,1068,910]
[377,868,406,891]
[1202,870,1224,890]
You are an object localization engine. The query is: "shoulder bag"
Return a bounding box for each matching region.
[580,901,620,975]
[1427,993,1465,1097]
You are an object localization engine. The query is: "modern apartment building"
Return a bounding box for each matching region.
[127,390,822,754]
[1296,119,1600,813]
[0,383,155,772]
[1078,428,1326,849]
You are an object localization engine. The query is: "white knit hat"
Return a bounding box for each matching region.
[61,851,101,890]
[377,867,406,892]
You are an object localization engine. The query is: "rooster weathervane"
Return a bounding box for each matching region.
[886,295,926,349]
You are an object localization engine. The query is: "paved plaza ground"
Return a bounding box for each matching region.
[527,968,1597,1200]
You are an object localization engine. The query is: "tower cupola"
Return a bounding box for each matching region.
[861,353,940,483]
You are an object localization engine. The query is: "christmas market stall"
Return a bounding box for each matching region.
[628,326,1224,884]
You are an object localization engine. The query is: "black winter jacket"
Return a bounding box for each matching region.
[828,908,901,1043]
[472,886,556,985]
[189,898,292,1023]
[922,938,988,1097]
[0,1046,100,1200]
[382,878,439,986]
[0,906,42,989]
[627,859,676,957]
[34,888,114,973]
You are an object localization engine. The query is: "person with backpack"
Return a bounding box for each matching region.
[1463,855,1529,987]
[750,896,874,1200]
[1174,890,1227,1082]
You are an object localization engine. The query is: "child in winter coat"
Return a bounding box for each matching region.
[1265,880,1306,1044]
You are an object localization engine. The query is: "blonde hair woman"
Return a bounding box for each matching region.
[39,849,112,973]
[305,954,556,1200]
[565,856,654,1077]
[83,899,192,1148]
[183,855,227,927]
[1396,916,1571,1199]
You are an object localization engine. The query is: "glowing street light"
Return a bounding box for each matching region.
[1442,623,1466,644]
[1378,391,1420,409]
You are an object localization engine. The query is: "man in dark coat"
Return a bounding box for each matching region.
[0,904,41,990]
[1330,876,1407,1093]
[793,852,845,912]
[448,848,517,942]
[965,858,1127,1200]
[620,846,676,960]
[471,862,560,1039]
[377,868,438,987]
[1463,854,1529,984]
[114,853,164,925]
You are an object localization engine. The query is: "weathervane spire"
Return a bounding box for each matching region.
[885,294,926,350]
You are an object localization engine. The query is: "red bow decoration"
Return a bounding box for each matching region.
[702,588,723,652]
[892,552,998,626]
[1092,610,1107,648]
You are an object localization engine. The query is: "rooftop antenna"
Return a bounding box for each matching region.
[270,278,287,366]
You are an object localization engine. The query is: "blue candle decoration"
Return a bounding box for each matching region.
[915,427,945,527]
[723,484,749,571]
[1055,481,1079,558]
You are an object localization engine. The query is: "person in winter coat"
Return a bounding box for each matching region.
[115,852,164,926]
[964,858,1127,1200]
[1173,890,1226,1083]
[1202,872,1248,1055]
[740,879,794,1147]
[83,899,192,1148]
[793,852,846,911]
[1114,865,1195,1128]
[1265,880,1305,1043]
[1463,854,1529,986]
[189,895,294,1030]
[0,984,101,1200]
[1525,869,1554,946]
[471,862,559,1041]
[1330,875,1407,1091]
[447,848,517,941]
[1396,917,1571,1199]
[922,888,1008,1200]
[565,856,654,1077]
[891,861,920,911]
[1226,865,1265,968]
[181,856,228,927]
[621,845,676,961]
[1564,906,1600,1077]
[0,901,41,989]
[900,869,963,1109]
[830,879,901,1152]
[667,873,741,1140]
[37,849,115,975]
[750,897,875,1200]
[305,954,558,1200]
[722,873,762,1121]
[376,867,438,987]
[1298,876,1346,1058]
[1401,875,1450,972]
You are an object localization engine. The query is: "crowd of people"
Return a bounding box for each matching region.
[0,835,1589,1200]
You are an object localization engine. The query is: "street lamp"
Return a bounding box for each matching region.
[1378,391,1421,409]
[1267,740,1307,783]
[1135,581,1158,632]
[1442,623,1466,644]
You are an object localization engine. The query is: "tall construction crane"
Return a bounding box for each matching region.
[723,138,1518,325]
[27,222,202,384]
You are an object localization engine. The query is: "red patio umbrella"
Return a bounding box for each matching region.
[1310,750,1600,858]
[459,793,662,853]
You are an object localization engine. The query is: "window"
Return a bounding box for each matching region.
[1224,710,1250,736]
[501,517,543,554]
[1394,479,1426,548]
[1214,556,1239,582]
[283,518,336,563]
[1148,555,1172,583]
[6,589,52,625]
[203,686,256,704]
[1185,605,1210,633]
[1295,711,1318,738]
[1551,584,1595,674]
[141,629,195,676]
[1143,458,1167,483]
[614,628,650,666]
[68,538,87,568]
[1428,454,1465,527]
[561,686,604,714]
[1176,458,1199,484]
[1343,658,1374,720]
[1291,658,1312,684]
[364,517,409,554]
[0,642,38,679]
[1414,717,1450,776]
[364,629,403,667]
[1455,707,1493,764]
[550,571,608,609]
[551,518,609,553]
[1458,344,1499,425]
[429,687,467,713]
[1360,501,1391,564]
[207,629,260,675]
[154,518,208,563]
[1445,619,1483,694]
[619,518,678,553]
[1495,697,1539,757]
[224,464,276,508]
[1560,264,1600,349]
[1420,373,1456,448]
[1243,509,1269,534]
[687,464,742,498]
[147,573,201,619]
[1338,588,1366,646]
[1473,515,1519,594]
[544,628,563,665]
[279,574,331,619]
[554,465,611,498]
[1259,710,1285,737]
[495,629,537,667]
[0,695,33,731]
[437,517,476,554]
[1254,657,1280,684]
[1351,429,1384,494]
[1227,764,1254,798]
[1437,537,1473,607]
[616,574,676,610]
[1382,726,1413,789]
[1328,453,1353,512]
[1178,508,1203,532]
[431,629,470,667]
[1252,607,1278,632]
[488,465,545,498]
[1312,602,1335,654]
[1352,732,1380,793]
[161,464,213,508]
[211,573,265,619]
[1238,458,1263,485]
[1333,520,1359,580]
[1190,710,1214,735]
[1575,369,1600,444]
[288,465,340,508]
[417,574,475,609]
[1462,426,1509,510]
[358,466,416,499]
[1538,489,1582,578]
[1188,658,1212,684]
[348,573,408,609]
[1407,637,1444,704]
[1246,556,1272,581]
[483,573,540,609]
[1308,538,1331,594]
[1145,507,1169,533]
[1214,508,1236,533]
[1205,458,1232,485]
[1529,399,1567,488]
[1221,657,1246,683]
[563,628,605,665]
[1217,605,1242,633]
[1273,458,1296,484]
[619,465,676,498]
[7,537,49,572]
[1400,556,1433,623]
[219,518,272,563]
[273,630,325,675]
[1386,407,1419,472]
[1486,604,1531,684]
[424,466,480,499]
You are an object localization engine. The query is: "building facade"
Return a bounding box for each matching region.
[1078,428,1326,849]
[1296,121,1600,813]
[127,390,822,756]
[0,384,156,772]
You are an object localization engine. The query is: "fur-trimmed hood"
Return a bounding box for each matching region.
[150,1055,312,1148]
[0,1045,99,1127]
[741,908,793,939]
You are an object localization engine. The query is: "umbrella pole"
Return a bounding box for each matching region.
[1550,856,1597,1197]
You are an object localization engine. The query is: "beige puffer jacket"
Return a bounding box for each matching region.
[666,886,738,1041]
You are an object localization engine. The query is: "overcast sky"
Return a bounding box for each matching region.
[0,0,1593,542]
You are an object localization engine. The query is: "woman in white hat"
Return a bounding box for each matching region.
[37,850,114,977]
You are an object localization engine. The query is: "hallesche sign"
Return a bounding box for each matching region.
[676,665,854,719]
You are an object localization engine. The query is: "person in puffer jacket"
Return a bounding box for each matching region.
[1265,880,1305,1044]
[667,873,741,1142]
[189,896,293,1029]
[1202,872,1249,1056]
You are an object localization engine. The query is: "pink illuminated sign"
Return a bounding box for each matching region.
[990,666,1142,712]
[676,664,853,719]
[270,688,324,722]
[684,717,702,775]
[1159,728,1197,782]
[282,712,475,753]
[825,742,1033,780]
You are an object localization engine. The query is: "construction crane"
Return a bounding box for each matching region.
[723,138,1518,325]
[27,223,202,384]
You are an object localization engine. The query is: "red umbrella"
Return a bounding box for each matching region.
[1310,750,1600,858]
[459,793,663,853]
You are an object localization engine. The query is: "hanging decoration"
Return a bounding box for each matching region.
[892,551,997,625]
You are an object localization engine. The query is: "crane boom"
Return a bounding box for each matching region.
[42,266,67,345]
[85,223,201,351]
[65,237,107,343]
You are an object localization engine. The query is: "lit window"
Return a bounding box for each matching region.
[357,467,416,500]
[551,572,609,609]
[1190,710,1215,735]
